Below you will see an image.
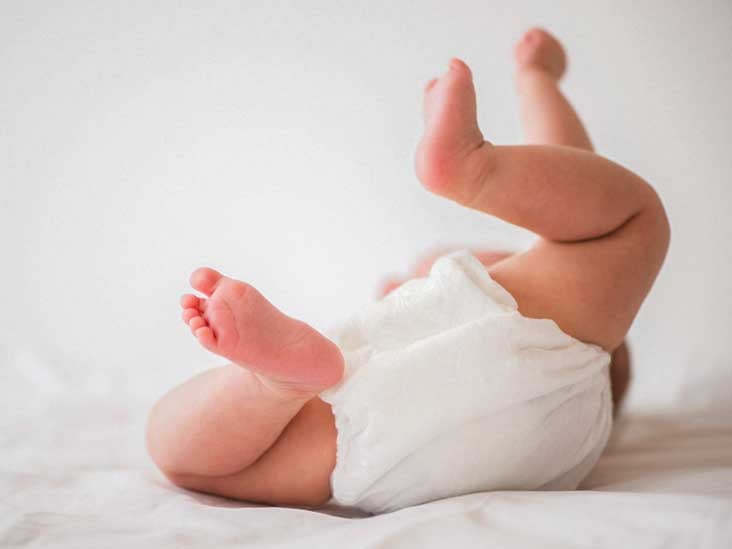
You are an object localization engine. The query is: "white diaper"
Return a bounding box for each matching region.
[319,250,613,514]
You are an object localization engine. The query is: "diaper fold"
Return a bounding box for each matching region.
[320,250,612,514]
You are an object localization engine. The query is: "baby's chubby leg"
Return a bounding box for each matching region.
[514,28,632,410]
[416,59,649,244]
[415,57,668,351]
[146,268,341,506]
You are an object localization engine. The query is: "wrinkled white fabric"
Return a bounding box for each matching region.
[320,250,613,514]
[5,342,732,549]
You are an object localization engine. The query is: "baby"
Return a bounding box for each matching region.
[146,28,668,513]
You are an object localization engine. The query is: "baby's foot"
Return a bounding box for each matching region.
[514,27,567,81]
[180,268,344,394]
[415,58,491,202]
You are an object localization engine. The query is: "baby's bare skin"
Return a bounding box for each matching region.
[146,28,668,508]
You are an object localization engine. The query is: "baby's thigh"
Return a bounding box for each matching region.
[175,397,337,508]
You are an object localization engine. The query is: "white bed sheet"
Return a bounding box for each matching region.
[2,348,731,548]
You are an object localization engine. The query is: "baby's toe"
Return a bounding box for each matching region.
[190,267,224,297]
[189,316,208,333]
[180,293,201,309]
[195,326,217,351]
[182,308,199,322]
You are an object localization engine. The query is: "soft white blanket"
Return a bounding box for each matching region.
[2,344,731,548]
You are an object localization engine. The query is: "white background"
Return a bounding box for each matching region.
[2,0,731,413]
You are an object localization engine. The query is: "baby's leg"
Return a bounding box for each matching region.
[514,28,631,408]
[146,268,341,506]
[416,56,669,352]
[514,28,594,150]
